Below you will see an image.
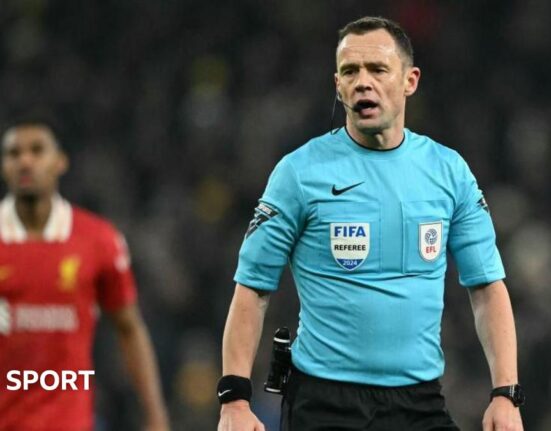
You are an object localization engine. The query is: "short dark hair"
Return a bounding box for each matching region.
[1,114,63,150]
[337,16,414,66]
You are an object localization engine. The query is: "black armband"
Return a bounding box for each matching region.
[217,375,252,404]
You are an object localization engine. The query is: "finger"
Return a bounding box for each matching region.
[482,418,493,431]
[256,421,266,431]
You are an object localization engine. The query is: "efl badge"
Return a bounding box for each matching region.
[330,223,370,271]
[419,222,442,261]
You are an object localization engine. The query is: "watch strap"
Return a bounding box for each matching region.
[490,384,525,407]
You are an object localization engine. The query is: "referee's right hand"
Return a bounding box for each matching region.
[218,400,266,431]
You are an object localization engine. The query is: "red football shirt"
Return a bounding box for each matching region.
[0,199,137,431]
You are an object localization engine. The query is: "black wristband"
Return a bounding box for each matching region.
[217,375,252,404]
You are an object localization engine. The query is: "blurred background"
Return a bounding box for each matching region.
[0,0,550,429]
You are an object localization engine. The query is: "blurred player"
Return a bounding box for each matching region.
[218,16,524,431]
[0,118,170,431]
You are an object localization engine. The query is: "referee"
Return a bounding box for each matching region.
[217,17,524,431]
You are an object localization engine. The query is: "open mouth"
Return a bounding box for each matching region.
[353,100,379,115]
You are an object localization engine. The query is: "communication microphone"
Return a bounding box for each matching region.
[331,92,370,134]
[336,92,363,113]
[264,327,292,394]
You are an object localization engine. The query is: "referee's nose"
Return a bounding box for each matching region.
[354,68,374,94]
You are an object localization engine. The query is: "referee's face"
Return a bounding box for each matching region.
[1,125,68,199]
[335,29,420,136]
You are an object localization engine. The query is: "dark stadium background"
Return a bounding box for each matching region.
[1,1,550,430]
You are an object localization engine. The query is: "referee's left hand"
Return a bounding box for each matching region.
[482,397,523,431]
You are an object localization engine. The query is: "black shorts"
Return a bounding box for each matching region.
[280,367,460,431]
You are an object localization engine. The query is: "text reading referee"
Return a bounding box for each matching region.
[217,17,524,431]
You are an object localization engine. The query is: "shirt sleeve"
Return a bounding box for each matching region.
[234,156,306,291]
[96,224,138,310]
[447,155,505,287]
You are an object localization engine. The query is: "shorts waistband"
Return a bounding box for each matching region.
[290,365,441,391]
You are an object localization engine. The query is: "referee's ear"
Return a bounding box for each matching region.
[404,66,421,97]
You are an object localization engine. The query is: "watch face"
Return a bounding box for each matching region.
[491,384,525,407]
[513,384,526,406]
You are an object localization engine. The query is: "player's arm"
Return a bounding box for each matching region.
[468,280,523,431]
[107,304,170,431]
[218,283,270,431]
[96,225,169,430]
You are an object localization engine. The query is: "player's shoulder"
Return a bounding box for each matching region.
[71,206,122,240]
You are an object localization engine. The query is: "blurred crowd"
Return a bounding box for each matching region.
[1,0,550,430]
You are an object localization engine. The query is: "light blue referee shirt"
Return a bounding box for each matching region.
[235,127,505,386]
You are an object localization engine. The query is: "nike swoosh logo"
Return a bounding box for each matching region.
[332,182,364,196]
[218,389,232,397]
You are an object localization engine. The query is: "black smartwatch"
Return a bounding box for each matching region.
[490,384,525,407]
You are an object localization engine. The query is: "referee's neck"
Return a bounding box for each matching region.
[345,122,405,151]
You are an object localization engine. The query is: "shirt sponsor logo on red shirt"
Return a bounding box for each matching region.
[0,301,79,334]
